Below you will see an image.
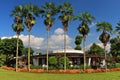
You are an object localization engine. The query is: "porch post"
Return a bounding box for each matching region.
[88,58,91,66]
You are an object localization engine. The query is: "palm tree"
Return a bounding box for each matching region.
[115,21,120,36]
[22,4,41,71]
[41,2,58,71]
[58,2,73,71]
[11,6,24,71]
[96,21,113,71]
[76,12,95,71]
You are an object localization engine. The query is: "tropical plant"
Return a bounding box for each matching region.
[87,43,105,55]
[0,53,6,67]
[96,21,113,71]
[49,56,57,69]
[110,37,120,62]
[0,38,24,67]
[41,2,58,71]
[58,2,73,71]
[11,5,24,71]
[22,47,34,56]
[59,57,70,69]
[74,35,83,50]
[22,4,41,71]
[111,21,120,62]
[75,12,95,71]
[115,21,120,35]
[0,38,23,56]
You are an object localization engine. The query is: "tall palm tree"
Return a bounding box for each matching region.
[96,21,113,71]
[58,2,73,71]
[41,2,58,71]
[115,21,120,42]
[22,4,41,71]
[115,21,120,35]
[11,6,24,71]
[76,12,95,71]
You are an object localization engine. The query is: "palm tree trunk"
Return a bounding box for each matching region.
[64,30,67,72]
[104,45,107,72]
[28,31,31,72]
[83,36,86,71]
[16,34,19,72]
[46,30,49,71]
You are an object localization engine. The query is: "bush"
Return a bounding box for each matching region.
[30,65,42,69]
[115,63,120,68]
[59,57,70,68]
[72,65,80,69]
[48,66,57,70]
[79,65,91,69]
[58,65,64,69]
[0,53,6,67]
[108,63,116,68]
[108,63,120,68]
[48,56,58,70]
[49,56,57,66]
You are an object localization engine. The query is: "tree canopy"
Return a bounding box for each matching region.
[87,43,105,55]
[22,47,34,56]
[110,37,120,57]
[0,38,24,56]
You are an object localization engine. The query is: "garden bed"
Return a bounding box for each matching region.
[2,66,120,74]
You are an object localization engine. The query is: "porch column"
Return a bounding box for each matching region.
[102,59,105,66]
[88,58,91,66]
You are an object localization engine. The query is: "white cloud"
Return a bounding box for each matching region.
[1,36,12,39]
[1,34,44,49]
[54,28,64,35]
[1,28,74,50]
[48,28,73,50]
[19,34,44,49]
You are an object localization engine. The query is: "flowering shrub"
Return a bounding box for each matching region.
[111,68,120,71]
[2,66,120,74]
[30,69,44,73]
[85,69,94,73]
[17,68,28,72]
[2,66,15,71]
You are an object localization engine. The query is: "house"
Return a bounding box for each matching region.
[32,49,105,68]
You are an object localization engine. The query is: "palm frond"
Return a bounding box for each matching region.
[116,26,120,30]
[59,2,73,15]
[96,21,113,33]
[72,15,78,21]
[78,12,95,24]
[10,5,23,17]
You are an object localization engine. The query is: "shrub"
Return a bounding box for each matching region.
[48,66,57,70]
[48,56,58,70]
[0,53,6,67]
[108,63,116,68]
[79,65,91,69]
[59,57,70,68]
[115,63,120,68]
[49,56,57,65]
[30,65,42,69]
[58,65,64,69]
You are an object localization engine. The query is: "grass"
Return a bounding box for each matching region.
[0,69,120,80]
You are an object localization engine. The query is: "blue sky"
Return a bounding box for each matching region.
[0,0,120,50]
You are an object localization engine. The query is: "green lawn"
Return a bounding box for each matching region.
[0,69,120,80]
